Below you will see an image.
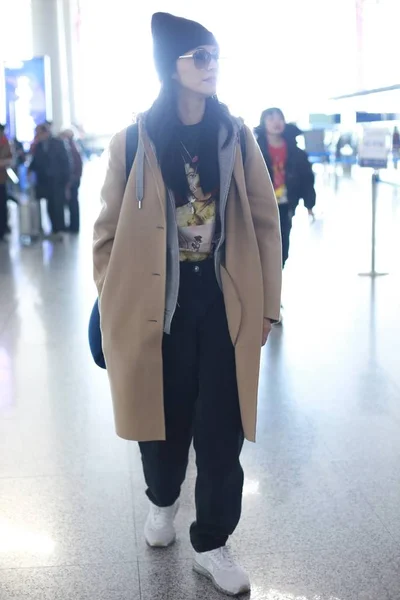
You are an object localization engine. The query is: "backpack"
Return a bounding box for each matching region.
[88,123,246,369]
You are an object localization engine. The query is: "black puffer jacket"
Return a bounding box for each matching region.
[254,123,316,211]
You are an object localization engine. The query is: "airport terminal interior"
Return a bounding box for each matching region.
[1,1,400,599]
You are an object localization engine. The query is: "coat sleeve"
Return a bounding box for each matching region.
[75,144,83,180]
[93,130,126,296]
[58,140,71,185]
[29,146,39,172]
[243,125,282,322]
[298,150,316,210]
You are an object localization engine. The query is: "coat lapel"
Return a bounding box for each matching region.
[139,120,166,219]
[218,123,239,222]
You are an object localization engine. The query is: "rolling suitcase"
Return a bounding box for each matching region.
[19,192,42,243]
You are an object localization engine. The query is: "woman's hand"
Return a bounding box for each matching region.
[262,318,272,346]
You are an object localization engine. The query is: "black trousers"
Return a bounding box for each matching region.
[0,184,7,238]
[279,203,293,268]
[43,184,66,234]
[68,182,80,233]
[139,260,244,553]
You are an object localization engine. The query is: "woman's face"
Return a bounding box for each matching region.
[265,112,285,136]
[174,45,219,97]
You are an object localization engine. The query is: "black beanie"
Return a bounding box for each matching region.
[151,12,217,81]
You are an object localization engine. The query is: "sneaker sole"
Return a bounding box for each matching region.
[193,562,250,597]
[145,534,176,548]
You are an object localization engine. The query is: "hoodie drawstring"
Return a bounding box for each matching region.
[136,135,145,209]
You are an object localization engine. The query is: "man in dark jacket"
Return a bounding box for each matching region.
[255,108,316,267]
[29,123,70,236]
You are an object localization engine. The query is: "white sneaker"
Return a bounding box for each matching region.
[194,547,250,596]
[144,500,179,547]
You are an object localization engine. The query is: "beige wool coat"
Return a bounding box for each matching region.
[93,118,282,443]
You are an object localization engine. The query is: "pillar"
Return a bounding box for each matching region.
[31,0,71,132]
[62,0,83,126]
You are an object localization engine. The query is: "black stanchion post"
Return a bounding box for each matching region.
[359,170,388,278]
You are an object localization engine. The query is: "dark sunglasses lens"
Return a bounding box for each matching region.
[193,49,210,69]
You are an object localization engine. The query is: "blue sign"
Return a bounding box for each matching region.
[3,56,52,143]
[356,112,400,123]
[359,158,388,169]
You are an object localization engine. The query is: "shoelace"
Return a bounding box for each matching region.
[210,547,236,570]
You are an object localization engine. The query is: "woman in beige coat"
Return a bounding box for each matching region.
[93,12,281,597]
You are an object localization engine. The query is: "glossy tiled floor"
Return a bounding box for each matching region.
[0,162,400,599]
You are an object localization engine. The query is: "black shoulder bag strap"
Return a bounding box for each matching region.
[125,122,139,182]
[239,126,247,165]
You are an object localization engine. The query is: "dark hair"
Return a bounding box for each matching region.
[254,109,302,148]
[146,81,234,204]
[254,107,287,141]
[35,124,50,137]
[259,107,285,127]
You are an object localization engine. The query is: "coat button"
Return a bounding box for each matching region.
[194,266,200,273]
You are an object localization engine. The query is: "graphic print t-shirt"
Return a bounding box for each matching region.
[268,142,288,205]
[176,123,218,262]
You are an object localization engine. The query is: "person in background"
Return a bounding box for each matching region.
[0,124,13,241]
[13,138,26,167]
[255,108,316,268]
[60,129,83,233]
[12,138,28,192]
[29,123,70,239]
[71,122,91,159]
[392,126,400,169]
[45,120,54,135]
[30,124,48,155]
[93,12,282,596]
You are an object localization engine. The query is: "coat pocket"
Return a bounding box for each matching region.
[220,265,242,346]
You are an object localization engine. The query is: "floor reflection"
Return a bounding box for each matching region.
[0,520,55,555]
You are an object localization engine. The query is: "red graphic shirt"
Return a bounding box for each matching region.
[268,142,288,204]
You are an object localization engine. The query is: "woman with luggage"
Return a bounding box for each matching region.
[93,13,282,596]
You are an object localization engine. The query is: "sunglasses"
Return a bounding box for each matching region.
[179,48,220,70]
